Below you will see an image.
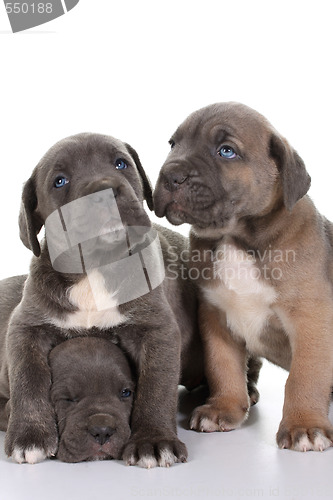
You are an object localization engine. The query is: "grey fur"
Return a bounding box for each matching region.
[50,337,135,463]
[1,331,135,462]
[0,133,203,466]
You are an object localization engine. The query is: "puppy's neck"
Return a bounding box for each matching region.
[29,243,81,313]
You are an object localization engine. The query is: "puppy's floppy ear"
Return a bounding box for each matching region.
[19,175,43,257]
[269,133,311,211]
[125,143,154,211]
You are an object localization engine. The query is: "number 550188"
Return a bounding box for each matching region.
[5,3,53,14]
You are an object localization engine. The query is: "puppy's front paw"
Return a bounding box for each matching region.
[5,421,58,464]
[123,435,188,468]
[190,398,249,432]
[277,420,333,452]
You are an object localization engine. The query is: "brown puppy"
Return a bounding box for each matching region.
[153,102,333,452]
[1,335,134,463]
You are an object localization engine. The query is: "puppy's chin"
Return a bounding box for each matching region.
[164,201,216,227]
[191,216,239,240]
[164,203,194,226]
[56,437,126,463]
[165,202,236,235]
[85,442,123,462]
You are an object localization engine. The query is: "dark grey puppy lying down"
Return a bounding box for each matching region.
[0,275,134,462]
[49,336,134,462]
[1,334,134,463]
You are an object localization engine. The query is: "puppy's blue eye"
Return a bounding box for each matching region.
[54,175,69,188]
[121,388,132,398]
[115,158,128,170]
[218,145,237,159]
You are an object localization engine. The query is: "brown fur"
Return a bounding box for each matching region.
[153,102,333,451]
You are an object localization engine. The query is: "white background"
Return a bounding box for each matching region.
[0,1,333,499]
[0,0,333,278]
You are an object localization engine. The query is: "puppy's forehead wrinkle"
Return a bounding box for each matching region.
[176,102,272,147]
[176,113,222,143]
[209,125,238,145]
[38,133,131,174]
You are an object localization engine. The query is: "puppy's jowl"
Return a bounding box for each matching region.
[0,133,203,466]
[154,102,333,452]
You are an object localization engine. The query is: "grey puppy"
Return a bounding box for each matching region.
[0,304,134,463]
[50,336,134,463]
[1,133,203,467]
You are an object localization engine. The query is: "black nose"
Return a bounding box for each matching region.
[88,425,116,445]
[162,171,188,192]
[171,173,188,186]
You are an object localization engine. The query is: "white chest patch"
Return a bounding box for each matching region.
[202,243,277,354]
[51,269,127,330]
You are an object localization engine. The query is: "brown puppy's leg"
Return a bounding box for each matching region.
[190,303,249,432]
[277,301,333,451]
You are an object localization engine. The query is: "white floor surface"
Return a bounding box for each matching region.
[1,361,333,500]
